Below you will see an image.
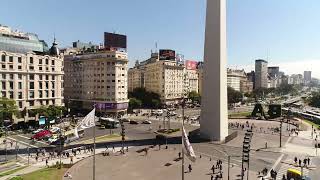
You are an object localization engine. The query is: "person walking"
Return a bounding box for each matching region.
[298,159,301,167]
[211,165,215,174]
[46,159,48,167]
[178,152,181,159]
[188,164,192,172]
[211,174,214,180]
[294,157,297,164]
[307,157,310,166]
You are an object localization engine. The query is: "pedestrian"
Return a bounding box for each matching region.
[46,159,48,167]
[70,156,73,164]
[307,157,310,165]
[282,174,286,180]
[126,146,129,152]
[211,174,214,180]
[211,165,215,174]
[219,164,222,171]
[298,159,301,167]
[188,164,192,172]
[178,152,181,159]
[112,146,115,153]
[294,157,297,164]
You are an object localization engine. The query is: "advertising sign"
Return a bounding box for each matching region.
[159,49,175,60]
[104,32,127,49]
[95,103,129,110]
[39,117,46,125]
[185,60,198,70]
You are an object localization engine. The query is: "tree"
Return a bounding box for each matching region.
[129,88,162,108]
[308,91,320,108]
[188,91,201,103]
[129,98,142,109]
[227,87,243,104]
[0,97,19,123]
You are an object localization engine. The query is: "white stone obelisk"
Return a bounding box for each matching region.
[200,0,228,141]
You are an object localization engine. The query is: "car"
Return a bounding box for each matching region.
[50,127,61,134]
[119,118,130,122]
[31,130,52,140]
[142,120,152,124]
[129,120,139,124]
[169,111,177,116]
[50,137,65,145]
[48,136,58,144]
[32,129,44,134]
[177,115,182,118]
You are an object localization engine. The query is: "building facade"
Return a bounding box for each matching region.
[255,59,268,89]
[0,25,64,123]
[304,71,312,85]
[128,52,199,104]
[268,66,279,78]
[227,68,253,93]
[64,48,128,115]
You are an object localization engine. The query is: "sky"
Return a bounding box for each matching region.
[1,0,320,77]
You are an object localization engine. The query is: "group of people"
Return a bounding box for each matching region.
[294,156,311,167]
[210,159,223,180]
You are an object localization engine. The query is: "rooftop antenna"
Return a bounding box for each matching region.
[155,42,158,52]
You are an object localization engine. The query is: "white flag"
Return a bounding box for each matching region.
[74,108,96,138]
[182,126,196,162]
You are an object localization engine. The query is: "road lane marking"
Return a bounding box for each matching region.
[7,137,38,148]
[16,135,49,146]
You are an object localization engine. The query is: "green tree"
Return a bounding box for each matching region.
[308,91,320,108]
[0,97,19,123]
[188,91,201,103]
[129,88,162,108]
[129,98,142,109]
[227,87,243,104]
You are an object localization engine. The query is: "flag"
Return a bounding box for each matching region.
[182,126,196,162]
[74,108,96,138]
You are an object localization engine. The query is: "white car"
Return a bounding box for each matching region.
[48,136,58,144]
[177,115,182,118]
[50,127,61,134]
[142,120,152,124]
[32,129,43,134]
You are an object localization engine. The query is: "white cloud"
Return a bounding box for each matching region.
[228,59,320,79]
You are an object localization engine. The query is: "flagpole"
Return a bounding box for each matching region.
[182,98,185,180]
[93,104,96,180]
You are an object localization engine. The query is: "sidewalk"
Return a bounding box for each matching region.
[0,147,122,180]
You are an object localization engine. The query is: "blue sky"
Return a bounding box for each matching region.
[1,0,320,77]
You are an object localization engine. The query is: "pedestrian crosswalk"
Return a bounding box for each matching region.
[276,156,309,180]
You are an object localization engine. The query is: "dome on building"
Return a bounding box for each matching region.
[49,37,59,56]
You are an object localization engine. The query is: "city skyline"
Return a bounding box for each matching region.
[2,0,320,78]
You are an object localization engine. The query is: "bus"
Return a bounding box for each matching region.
[99,117,120,129]
[287,168,311,180]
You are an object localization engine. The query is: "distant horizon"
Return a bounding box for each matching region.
[2,0,320,78]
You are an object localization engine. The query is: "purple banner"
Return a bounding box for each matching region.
[95,103,128,110]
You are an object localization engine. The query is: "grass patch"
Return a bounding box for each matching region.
[18,167,68,180]
[0,166,27,177]
[73,134,121,145]
[303,119,320,129]
[229,111,251,118]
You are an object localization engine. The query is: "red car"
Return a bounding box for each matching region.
[31,130,52,140]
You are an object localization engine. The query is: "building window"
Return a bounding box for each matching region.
[18,82,22,89]
[9,56,13,62]
[45,82,49,89]
[1,55,5,62]
[52,76,55,80]
[1,82,6,89]
[18,92,22,99]
[39,66,42,71]
[29,74,34,80]
[29,91,34,98]
[51,67,55,71]
[39,90,43,98]
[39,82,42,89]
[51,90,55,97]
[45,90,49,97]
[29,57,33,64]
[46,75,49,80]
[9,74,13,79]
[9,91,13,99]
[29,66,34,71]
[39,59,42,64]
[19,101,22,108]
[2,64,5,69]
[18,57,22,63]
[39,75,43,80]
[18,65,22,70]
[18,74,22,80]
[45,58,49,65]
[51,60,55,65]
[2,74,5,79]
[51,82,55,89]
[29,101,34,106]
[9,65,13,69]
[29,82,34,89]
[9,82,13,89]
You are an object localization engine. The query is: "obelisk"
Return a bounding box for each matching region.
[200,0,228,141]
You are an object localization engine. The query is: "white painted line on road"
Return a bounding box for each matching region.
[7,137,38,148]
[266,154,284,178]
[16,135,49,146]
